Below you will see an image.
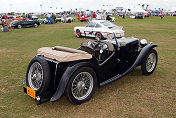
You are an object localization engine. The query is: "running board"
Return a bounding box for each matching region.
[99,74,123,87]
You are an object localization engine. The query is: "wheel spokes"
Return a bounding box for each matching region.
[71,72,93,100]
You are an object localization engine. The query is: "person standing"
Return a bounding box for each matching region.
[47,13,52,24]
[63,13,67,23]
[4,14,8,22]
[103,12,107,20]
[52,13,56,24]
[161,14,164,20]
[92,12,96,20]
[1,20,9,32]
[96,12,102,20]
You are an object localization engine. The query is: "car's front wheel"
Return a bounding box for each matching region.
[65,67,97,105]
[95,33,103,40]
[34,23,38,28]
[141,49,158,76]
[76,29,82,38]
[18,25,22,29]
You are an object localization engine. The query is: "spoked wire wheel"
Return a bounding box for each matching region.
[71,72,93,100]
[65,67,97,104]
[28,62,43,91]
[26,56,50,96]
[146,53,157,73]
[141,49,158,76]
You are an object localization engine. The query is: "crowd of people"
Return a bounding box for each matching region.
[0,14,12,32]
[91,12,115,21]
[91,12,108,20]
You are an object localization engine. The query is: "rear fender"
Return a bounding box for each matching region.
[50,62,92,102]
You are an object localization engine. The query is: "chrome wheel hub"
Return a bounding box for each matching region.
[146,53,156,72]
[28,62,43,90]
[71,72,93,100]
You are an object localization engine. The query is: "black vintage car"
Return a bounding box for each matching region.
[23,34,158,105]
[10,20,40,29]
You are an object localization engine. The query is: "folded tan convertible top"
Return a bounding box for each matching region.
[37,46,92,62]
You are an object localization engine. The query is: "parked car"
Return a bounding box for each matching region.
[38,18,48,24]
[23,33,158,105]
[10,20,40,29]
[31,16,38,20]
[158,14,165,17]
[74,20,125,40]
[8,16,14,19]
[144,13,150,17]
[55,17,75,23]
[77,14,90,22]
[106,14,116,22]
[9,18,27,22]
[135,13,144,19]
[172,13,176,16]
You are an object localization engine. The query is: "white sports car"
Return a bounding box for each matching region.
[74,20,125,40]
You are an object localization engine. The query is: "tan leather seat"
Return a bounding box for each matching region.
[38,46,92,62]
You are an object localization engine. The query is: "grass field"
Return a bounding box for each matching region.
[0,16,176,118]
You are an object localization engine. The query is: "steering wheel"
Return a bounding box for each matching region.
[92,40,110,62]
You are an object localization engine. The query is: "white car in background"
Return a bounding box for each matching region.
[74,20,125,40]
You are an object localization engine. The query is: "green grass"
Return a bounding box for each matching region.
[0,16,176,118]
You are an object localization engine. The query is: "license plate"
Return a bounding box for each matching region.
[26,87,36,99]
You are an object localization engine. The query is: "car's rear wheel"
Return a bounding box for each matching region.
[26,56,50,96]
[76,29,82,38]
[34,23,38,28]
[65,67,97,105]
[141,49,158,76]
[18,25,22,29]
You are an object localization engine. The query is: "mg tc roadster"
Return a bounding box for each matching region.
[23,34,158,105]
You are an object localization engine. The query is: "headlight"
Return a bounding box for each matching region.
[140,39,148,47]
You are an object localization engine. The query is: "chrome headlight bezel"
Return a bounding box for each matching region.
[140,39,148,47]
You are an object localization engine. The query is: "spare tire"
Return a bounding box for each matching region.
[26,56,50,96]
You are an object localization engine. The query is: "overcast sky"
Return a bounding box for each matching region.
[0,0,176,13]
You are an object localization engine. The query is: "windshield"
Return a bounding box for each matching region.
[100,21,116,28]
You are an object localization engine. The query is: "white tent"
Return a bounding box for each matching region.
[130,7,147,13]
[171,7,176,12]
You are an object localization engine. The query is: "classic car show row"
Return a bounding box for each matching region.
[21,20,158,105]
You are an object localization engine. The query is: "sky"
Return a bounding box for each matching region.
[0,0,176,13]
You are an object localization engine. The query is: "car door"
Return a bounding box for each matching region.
[26,21,34,26]
[22,21,30,27]
[84,22,96,37]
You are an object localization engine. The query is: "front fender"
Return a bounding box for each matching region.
[50,62,92,102]
[122,44,158,76]
[100,43,158,87]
